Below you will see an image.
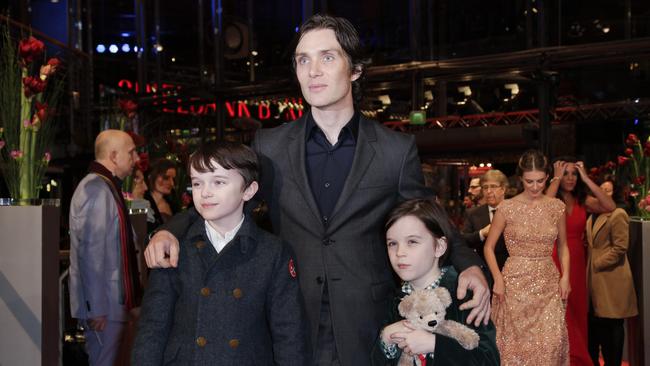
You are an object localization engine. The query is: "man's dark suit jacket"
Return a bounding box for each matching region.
[161,113,483,366]
[462,204,509,271]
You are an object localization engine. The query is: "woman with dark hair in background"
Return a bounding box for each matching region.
[546,157,615,366]
[144,159,179,232]
[586,177,637,366]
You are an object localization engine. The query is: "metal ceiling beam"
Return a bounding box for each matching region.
[365,37,650,81]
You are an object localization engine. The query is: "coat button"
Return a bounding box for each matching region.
[228,339,240,349]
[195,241,206,249]
[200,287,210,296]
[316,276,324,284]
[196,336,207,347]
[232,288,243,299]
[322,237,334,246]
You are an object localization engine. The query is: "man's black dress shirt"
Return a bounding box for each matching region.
[305,112,359,225]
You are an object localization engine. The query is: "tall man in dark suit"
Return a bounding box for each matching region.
[144,14,490,366]
[462,169,510,270]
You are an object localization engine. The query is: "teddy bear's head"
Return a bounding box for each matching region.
[398,287,452,332]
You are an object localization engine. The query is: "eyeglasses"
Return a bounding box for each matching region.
[481,184,502,191]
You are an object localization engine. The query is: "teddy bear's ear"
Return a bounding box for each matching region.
[434,287,452,308]
[398,294,414,316]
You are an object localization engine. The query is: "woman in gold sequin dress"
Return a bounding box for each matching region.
[484,150,571,365]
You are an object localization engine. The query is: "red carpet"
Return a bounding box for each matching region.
[599,358,629,366]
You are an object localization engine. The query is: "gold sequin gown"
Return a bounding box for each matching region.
[492,198,569,366]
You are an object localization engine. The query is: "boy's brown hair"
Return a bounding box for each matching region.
[188,141,259,190]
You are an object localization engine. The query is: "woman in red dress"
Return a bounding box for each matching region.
[546,158,615,366]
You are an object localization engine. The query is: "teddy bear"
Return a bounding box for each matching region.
[396,286,480,366]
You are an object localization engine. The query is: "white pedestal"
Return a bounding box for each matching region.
[0,204,60,366]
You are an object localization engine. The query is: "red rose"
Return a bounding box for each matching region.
[39,58,61,80]
[31,102,50,128]
[18,36,45,66]
[22,76,47,97]
[47,57,61,68]
[135,152,149,172]
[625,147,634,156]
[35,102,49,121]
[626,133,639,146]
[618,156,630,165]
[181,192,193,207]
[589,167,599,175]
[126,130,145,147]
[634,176,646,185]
[118,99,138,119]
[606,161,616,169]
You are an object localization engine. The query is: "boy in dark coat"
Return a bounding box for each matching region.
[132,141,310,365]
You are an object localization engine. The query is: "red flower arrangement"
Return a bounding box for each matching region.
[0,28,63,200]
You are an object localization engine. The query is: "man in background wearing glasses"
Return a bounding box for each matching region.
[462,170,510,270]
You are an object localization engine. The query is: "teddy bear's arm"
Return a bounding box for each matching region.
[434,320,480,350]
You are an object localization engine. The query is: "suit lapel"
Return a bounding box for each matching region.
[286,114,324,227]
[185,219,218,274]
[329,117,377,222]
[480,205,491,226]
[590,213,611,244]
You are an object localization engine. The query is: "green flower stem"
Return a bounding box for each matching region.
[18,69,33,199]
[28,128,38,197]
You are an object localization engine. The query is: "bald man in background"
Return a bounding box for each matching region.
[68,130,142,366]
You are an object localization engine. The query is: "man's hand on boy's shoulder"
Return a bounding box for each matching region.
[145,230,180,268]
[457,265,491,327]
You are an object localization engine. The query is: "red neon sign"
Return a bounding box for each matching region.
[117,79,304,121]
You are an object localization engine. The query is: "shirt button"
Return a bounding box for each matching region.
[324,182,331,188]
[232,288,243,299]
[200,287,210,296]
[229,339,240,349]
[196,336,207,347]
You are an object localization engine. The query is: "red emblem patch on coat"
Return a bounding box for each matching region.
[288,259,297,278]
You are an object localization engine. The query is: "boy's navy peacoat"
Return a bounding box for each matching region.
[132,215,311,365]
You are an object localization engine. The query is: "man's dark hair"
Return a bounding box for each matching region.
[293,13,370,104]
[188,141,259,190]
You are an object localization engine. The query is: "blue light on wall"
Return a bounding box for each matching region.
[109,44,118,53]
[96,44,106,53]
[121,44,131,52]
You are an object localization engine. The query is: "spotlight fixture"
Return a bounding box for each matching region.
[109,44,118,53]
[121,44,130,52]
[96,44,106,53]
[458,86,472,97]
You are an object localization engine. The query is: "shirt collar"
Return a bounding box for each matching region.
[401,266,449,294]
[305,110,360,142]
[204,215,245,253]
